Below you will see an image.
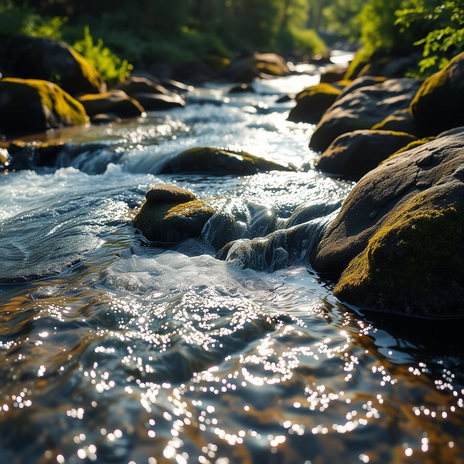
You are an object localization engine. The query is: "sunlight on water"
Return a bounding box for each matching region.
[1,72,464,463]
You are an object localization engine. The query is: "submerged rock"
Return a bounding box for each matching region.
[411,51,464,135]
[287,83,343,124]
[313,128,464,316]
[316,130,416,181]
[0,78,88,136]
[310,78,422,152]
[0,35,105,95]
[160,146,295,175]
[78,90,145,118]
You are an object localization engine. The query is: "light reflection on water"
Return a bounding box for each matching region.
[0,77,464,463]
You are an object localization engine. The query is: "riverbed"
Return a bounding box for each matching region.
[1,70,463,463]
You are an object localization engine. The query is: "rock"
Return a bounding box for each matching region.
[320,67,347,84]
[225,53,290,83]
[312,128,464,278]
[133,185,212,244]
[131,92,185,111]
[133,185,278,250]
[287,83,343,124]
[316,130,417,181]
[0,35,105,95]
[334,180,464,317]
[0,78,88,137]
[90,114,122,125]
[309,77,422,152]
[114,76,169,96]
[160,146,296,175]
[78,90,144,118]
[337,76,386,99]
[145,184,197,204]
[371,108,418,135]
[410,51,464,135]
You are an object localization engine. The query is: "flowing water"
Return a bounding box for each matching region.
[1,69,464,464]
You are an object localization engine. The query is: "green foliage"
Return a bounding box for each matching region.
[0,1,65,39]
[72,27,133,86]
[322,0,365,41]
[395,0,464,75]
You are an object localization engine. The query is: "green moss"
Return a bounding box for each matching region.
[384,137,436,160]
[335,189,464,315]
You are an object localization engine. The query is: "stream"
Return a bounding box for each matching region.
[1,67,464,463]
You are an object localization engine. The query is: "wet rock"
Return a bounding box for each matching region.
[78,90,144,118]
[131,92,185,111]
[334,179,464,317]
[133,185,279,250]
[0,78,88,137]
[133,185,211,244]
[287,83,343,124]
[0,35,105,95]
[312,128,464,281]
[160,146,295,175]
[410,51,464,135]
[310,78,422,152]
[114,76,169,96]
[90,114,122,125]
[316,130,417,181]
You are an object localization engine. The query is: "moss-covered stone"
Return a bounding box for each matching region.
[133,185,216,244]
[131,93,185,111]
[334,181,464,317]
[410,51,464,135]
[288,83,343,124]
[224,53,290,83]
[78,90,144,118]
[312,128,464,277]
[1,35,105,95]
[0,78,88,137]
[115,76,169,96]
[160,146,295,175]
[316,130,416,181]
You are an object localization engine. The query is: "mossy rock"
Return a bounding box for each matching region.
[133,185,216,244]
[334,181,464,317]
[78,90,144,118]
[1,35,105,95]
[160,146,295,175]
[410,51,464,135]
[0,78,88,137]
[316,130,416,181]
[225,53,290,83]
[371,108,419,136]
[287,83,343,124]
[310,78,422,152]
[312,128,464,277]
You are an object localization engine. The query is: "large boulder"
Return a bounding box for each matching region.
[371,108,419,136]
[334,179,464,317]
[0,78,88,137]
[312,129,464,279]
[287,83,344,124]
[78,90,144,118]
[316,130,417,181]
[310,78,422,152]
[0,35,105,95]
[410,51,464,135]
[160,146,296,175]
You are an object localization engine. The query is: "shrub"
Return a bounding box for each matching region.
[72,27,133,86]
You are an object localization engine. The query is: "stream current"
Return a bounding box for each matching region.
[1,69,464,463]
